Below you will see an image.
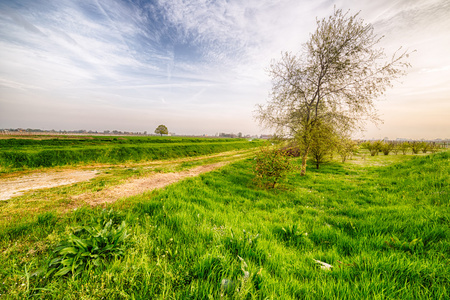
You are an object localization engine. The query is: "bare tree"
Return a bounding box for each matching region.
[256,9,411,175]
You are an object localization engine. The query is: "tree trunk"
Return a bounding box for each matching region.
[300,148,309,176]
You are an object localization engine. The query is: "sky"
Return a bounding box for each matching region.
[0,0,449,139]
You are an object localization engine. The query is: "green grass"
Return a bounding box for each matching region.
[0,148,258,230]
[0,151,449,299]
[0,136,264,173]
[0,136,242,149]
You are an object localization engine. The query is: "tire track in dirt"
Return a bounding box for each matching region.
[71,162,226,206]
[0,149,254,202]
[0,170,98,201]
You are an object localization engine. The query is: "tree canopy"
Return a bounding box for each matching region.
[256,8,411,175]
[154,125,168,136]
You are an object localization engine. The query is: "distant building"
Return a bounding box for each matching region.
[219,133,237,138]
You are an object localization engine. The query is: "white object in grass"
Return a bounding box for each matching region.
[313,259,333,271]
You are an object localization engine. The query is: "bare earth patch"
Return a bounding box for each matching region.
[0,149,252,203]
[73,162,226,206]
[0,170,98,201]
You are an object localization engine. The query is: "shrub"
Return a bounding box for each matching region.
[281,142,301,157]
[253,147,293,189]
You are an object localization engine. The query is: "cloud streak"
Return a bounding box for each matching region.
[0,0,449,138]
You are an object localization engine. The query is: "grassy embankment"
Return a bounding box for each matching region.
[0,136,264,174]
[0,148,449,299]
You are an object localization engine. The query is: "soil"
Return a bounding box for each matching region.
[72,162,226,206]
[0,162,227,204]
[0,149,250,203]
[0,170,98,201]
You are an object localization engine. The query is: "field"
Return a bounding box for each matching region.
[0,137,449,299]
[0,136,264,173]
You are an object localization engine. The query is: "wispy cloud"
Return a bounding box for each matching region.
[0,0,449,137]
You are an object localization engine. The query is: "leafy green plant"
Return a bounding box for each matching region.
[274,224,313,249]
[253,146,293,188]
[44,218,128,277]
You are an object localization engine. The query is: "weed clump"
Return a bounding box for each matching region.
[42,209,128,277]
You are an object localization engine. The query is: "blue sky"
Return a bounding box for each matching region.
[0,0,449,138]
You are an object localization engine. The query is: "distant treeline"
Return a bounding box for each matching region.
[359,140,448,156]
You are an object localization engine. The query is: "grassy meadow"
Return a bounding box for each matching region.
[0,136,264,173]
[0,141,449,299]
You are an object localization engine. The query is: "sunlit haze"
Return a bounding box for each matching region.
[1,0,449,139]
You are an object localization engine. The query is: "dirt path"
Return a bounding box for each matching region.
[72,162,226,206]
[0,149,253,202]
[0,170,98,201]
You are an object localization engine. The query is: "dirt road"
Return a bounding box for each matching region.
[72,162,225,206]
[0,150,253,203]
[0,170,98,201]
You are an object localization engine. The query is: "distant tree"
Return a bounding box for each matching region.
[391,143,400,155]
[372,141,384,156]
[337,137,358,162]
[419,141,429,153]
[256,8,411,175]
[399,142,410,155]
[381,142,394,155]
[154,125,168,136]
[411,142,421,154]
[429,142,438,153]
[361,141,382,156]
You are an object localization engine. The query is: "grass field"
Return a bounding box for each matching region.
[0,145,449,299]
[0,136,264,173]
